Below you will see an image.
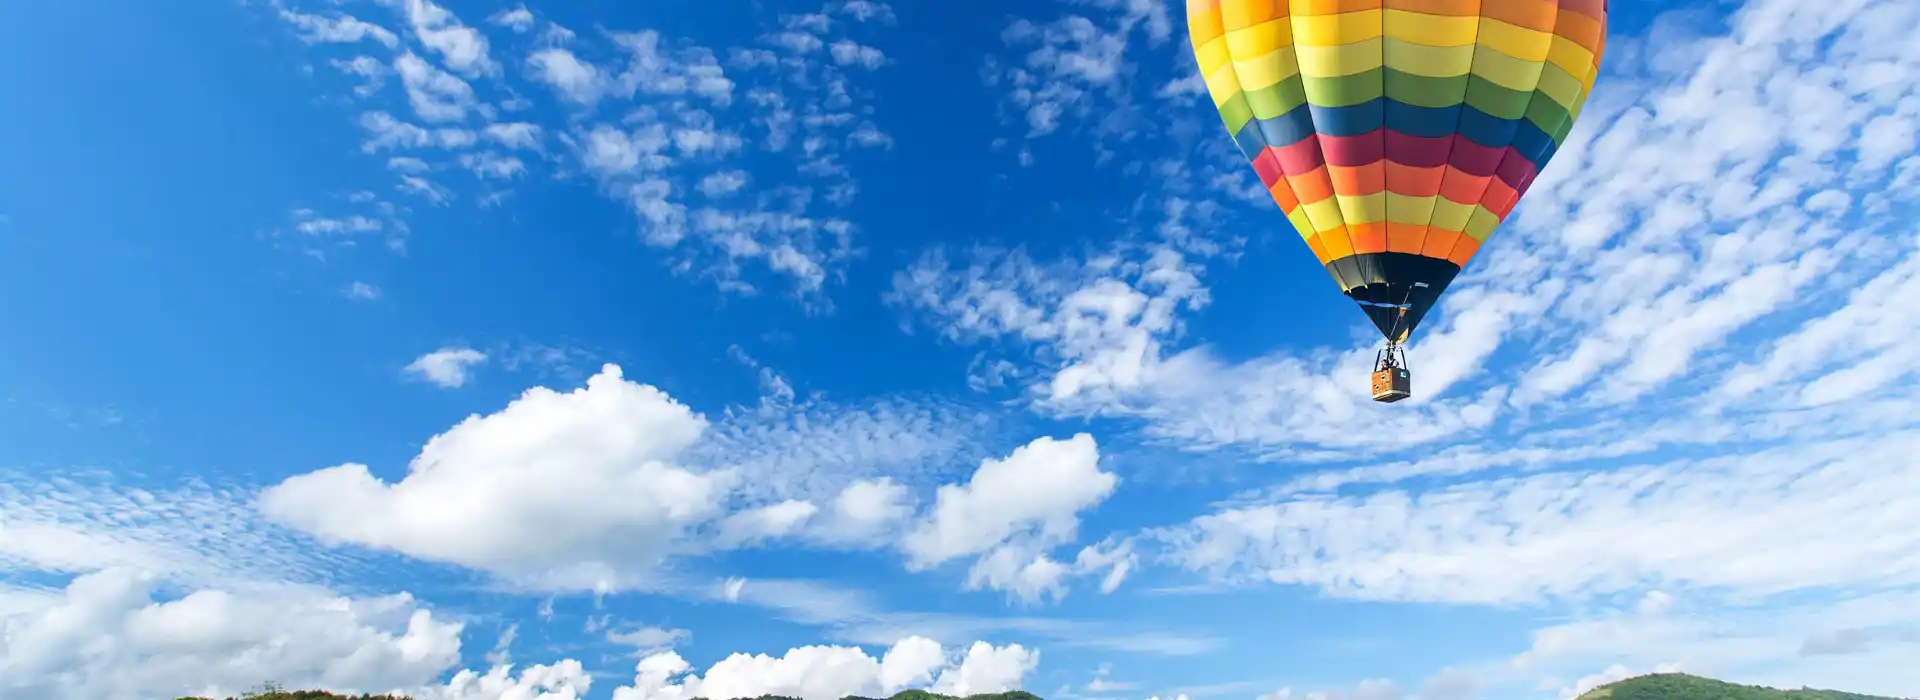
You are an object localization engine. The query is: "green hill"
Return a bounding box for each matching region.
[1578,673,1911,700]
[175,689,1048,700]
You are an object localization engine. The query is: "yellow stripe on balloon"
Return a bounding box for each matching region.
[1293,10,1384,47]
[1295,38,1383,78]
[1384,9,1477,47]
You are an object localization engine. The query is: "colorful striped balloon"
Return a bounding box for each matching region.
[1188,0,1607,343]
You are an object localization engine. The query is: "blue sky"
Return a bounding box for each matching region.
[2,0,1919,699]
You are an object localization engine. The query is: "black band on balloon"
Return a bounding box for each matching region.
[1324,253,1463,342]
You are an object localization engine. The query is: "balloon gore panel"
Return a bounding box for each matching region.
[1189,0,1607,341]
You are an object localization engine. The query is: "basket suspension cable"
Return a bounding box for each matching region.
[1379,284,1420,370]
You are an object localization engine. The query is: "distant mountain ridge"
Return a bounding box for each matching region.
[1579,672,1912,700]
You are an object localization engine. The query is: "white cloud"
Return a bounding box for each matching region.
[388,156,432,173]
[399,174,456,204]
[259,364,732,591]
[699,170,751,198]
[986,0,1169,140]
[684,394,991,506]
[613,31,736,107]
[529,48,611,107]
[715,499,820,549]
[891,434,1121,604]
[835,1,896,24]
[295,214,383,236]
[0,569,462,700]
[403,347,488,388]
[0,473,352,590]
[359,111,436,152]
[537,21,883,303]
[829,40,885,70]
[489,5,535,33]
[1490,588,1920,699]
[806,477,914,546]
[402,0,499,78]
[279,10,399,48]
[394,52,477,123]
[485,122,544,151]
[1155,431,1920,605]
[428,660,593,700]
[461,152,527,180]
[607,625,692,657]
[612,637,1037,700]
[332,56,389,98]
[902,434,1114,568]
[344,281,382,300]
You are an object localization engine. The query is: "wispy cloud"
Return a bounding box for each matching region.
[0,470,366,591]
[984,0,1170,143]
[263,0,907,307]
[403,347,488,388]
[343,281,382,300]
[1150,432,1920,605]
[279,9,400,49]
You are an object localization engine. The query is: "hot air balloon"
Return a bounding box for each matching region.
[1186,0,1607,402]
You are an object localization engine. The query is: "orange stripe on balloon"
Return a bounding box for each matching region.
[1386,223,1426,254]
[1268,180,1301,212]
[1287,165,1336,204]
[1349,223,1389,254]
[1304,234,1333,265]
[1421,228,1463,259]
[1328,163,1386,197]
[1385,162,1444,198]
[1437,170,1491,206]
[1555,12,1606,53]
[1480,0,1558,32]
[1446,235,1482,266]
[1321,227,1356,258]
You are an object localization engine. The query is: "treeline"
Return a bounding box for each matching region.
[1586,673,1910,700]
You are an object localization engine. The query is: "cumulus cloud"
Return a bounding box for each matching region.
[428,661,592,700]
[807,477,915,546]
[403,347,489,388]
[897,434,1119,604]
[0,569,462,700]
[613,637,1038,700]
[903,434,1113,567]
[259,364,730,590]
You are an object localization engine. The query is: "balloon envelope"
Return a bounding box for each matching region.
[1187,0,1608,342]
